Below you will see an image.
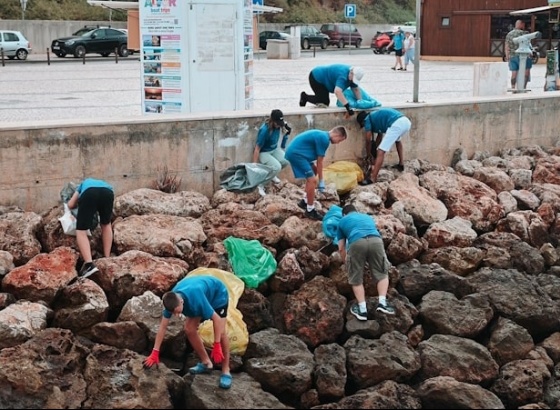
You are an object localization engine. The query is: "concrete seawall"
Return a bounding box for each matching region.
[1,93,559,213]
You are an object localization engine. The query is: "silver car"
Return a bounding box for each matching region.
[0,30,32,60]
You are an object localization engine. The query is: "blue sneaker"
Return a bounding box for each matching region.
[350,304,367,321]
[376,303,396,315]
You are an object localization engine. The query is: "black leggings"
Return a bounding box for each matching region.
[306,72,330,106]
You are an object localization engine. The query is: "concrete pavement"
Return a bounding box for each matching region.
[0,49,549,124]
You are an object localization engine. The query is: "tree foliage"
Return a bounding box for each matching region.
[0,0,127,20]
[0,0,413,23]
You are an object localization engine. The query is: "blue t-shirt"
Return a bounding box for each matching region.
[285,129,330,162]
[162,275,229,321]
[311,64,357,93]
[364,108,404,134]
[76,178,113,197]
[255,122,281,153]
[393,31,405,50]
[337,212,381,247]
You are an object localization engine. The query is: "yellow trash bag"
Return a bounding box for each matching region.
[323,161,364,194]
[188,267,249,356]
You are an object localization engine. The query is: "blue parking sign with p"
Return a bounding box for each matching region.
[345,4,356,19]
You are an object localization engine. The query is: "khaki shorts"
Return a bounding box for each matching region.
[346,236,390,285]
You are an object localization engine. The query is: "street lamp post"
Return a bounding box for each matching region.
[413,0,421,102]
[21,0,27,20]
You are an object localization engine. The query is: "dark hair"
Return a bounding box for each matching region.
[162,292,180,311]
[342,204,357,215]
[357,111,368,128]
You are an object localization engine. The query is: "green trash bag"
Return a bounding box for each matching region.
[223,236,277,288]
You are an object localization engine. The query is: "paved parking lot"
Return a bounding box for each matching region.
[0,50,549,124]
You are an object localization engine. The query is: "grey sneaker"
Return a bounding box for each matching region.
[350,304,367,321]
[376,303,396,315]
[272,176,281,184]
[79,262,99,279]
[257,185,266,197]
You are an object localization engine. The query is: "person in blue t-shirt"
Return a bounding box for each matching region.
[299,64,364,116]
[356,108,412,185]
[388,28,405,70]
[337,204,395,321]
[285,126,348,221]
[143,275,233,389]
[67,177,114,278]
[252,109,291,196]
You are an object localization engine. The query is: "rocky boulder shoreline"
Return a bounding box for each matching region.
[0,145,560,409]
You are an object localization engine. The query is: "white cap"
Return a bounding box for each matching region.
[351,66,364,85]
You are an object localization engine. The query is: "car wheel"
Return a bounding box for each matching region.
[321,39,328,49]
[100,52,110,57]
[338,39,344,48]
[16,49,28,60]
[118,44,129,57]
[303,39,310,50]
[74,45,86,58]
[355,39,362,48]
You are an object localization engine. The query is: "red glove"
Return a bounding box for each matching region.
[210,342,224,364]
[143,349,160,368]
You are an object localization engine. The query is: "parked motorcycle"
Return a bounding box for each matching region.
[371,31,394,54]
[502,44,540,64]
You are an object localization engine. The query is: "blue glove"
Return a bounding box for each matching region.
[318,180,325,192]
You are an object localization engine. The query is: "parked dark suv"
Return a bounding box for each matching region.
[51,26,128,58]
[320,23,362,48]
[289,25,329,49]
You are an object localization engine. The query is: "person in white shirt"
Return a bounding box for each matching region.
[403,31,415,71]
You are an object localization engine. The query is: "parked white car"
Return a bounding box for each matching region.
[0,30,32,60]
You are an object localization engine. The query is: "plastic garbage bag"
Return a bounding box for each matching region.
[188,267,249,355]
[59,181,99,230]
[223,236,277,289]
[323,161,364,194]
[220,163,276,193]
[322,205,343,243]
[336,86,382,110]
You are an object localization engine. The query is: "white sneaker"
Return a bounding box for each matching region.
[272,176,281,184]
[257,185,266,197]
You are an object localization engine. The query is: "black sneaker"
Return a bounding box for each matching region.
[297,199,307,210]
[359,178,374,186]
[376,303,396,315]
[392,164,405,172]
[79,262,99,279]
[350,304,367,321]
[299,91,307,107]
[305,208,323,221]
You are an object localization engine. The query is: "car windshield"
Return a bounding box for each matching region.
[73,28,96,37]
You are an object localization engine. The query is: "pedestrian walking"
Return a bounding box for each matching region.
[388,28,405,71]
[403,30,415,70]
